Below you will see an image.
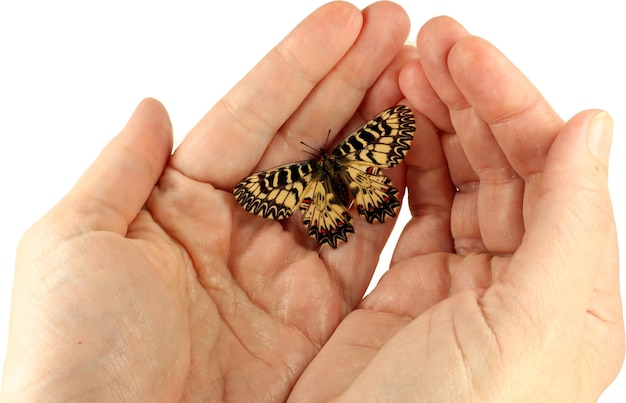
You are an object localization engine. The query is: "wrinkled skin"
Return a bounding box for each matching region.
[3,2,623,402]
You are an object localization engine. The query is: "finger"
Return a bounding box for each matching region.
[415,16,471,113]
[412,18,481,193]
[392,109,455,261]
[171,2,362,187]
[446,36,564,243]
[446,37,528,254]
[447,35,564,179]
[454,37,562,253]
[266,2,411,169]
[399,58,477,257]
[58,98,173,235]
[399,58,453,134]
[418,16,562,181]
[495,110,617,326]
[417,17,564,254]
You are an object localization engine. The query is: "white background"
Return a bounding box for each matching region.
[1,0,624,399]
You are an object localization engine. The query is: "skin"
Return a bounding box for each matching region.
[3,2,623,401]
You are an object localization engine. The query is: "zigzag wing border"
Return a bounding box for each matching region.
[299,179,354,248]
[342,165,401,224]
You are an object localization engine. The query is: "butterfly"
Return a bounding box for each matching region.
[233,105,415,248]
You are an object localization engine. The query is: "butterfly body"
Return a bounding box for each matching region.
[233,105,415,248]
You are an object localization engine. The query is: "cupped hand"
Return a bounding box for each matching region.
[4,2,419,401]
[290,16,624,402]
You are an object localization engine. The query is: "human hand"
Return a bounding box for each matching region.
[289,16,624,402]
[4,2,623,401]
[3,2,417,401]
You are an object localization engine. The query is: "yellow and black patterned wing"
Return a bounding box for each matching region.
[232,105,415,248]
[332,105,414,168]
[233,161,320,220]
[333,105,415,224]
[299,177,354,248]
[341,165,401,223]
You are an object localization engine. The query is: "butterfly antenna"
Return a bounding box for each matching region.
[299,141,319,158]
[300,129,332,157]
[324,129,331,150]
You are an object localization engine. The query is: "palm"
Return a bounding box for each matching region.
[142,175,357,400]
[33,186,355,401]
[146,105,409,401]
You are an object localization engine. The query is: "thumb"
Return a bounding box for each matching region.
[502,110,618,323]
[59,98,173,235]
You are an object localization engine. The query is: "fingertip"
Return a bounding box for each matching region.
[295,1,363,49]
[587,110,613,169]
[545,109,612,188]
[129,97,173,148]
[415,16,470,110]
[323,0,360,15]
[416,16,469,58]
[118,97,174,182]
[364,0,411,37]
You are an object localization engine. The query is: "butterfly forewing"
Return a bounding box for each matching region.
[333,105,414,168]
[232,105,416,248]
[233,161,319,220]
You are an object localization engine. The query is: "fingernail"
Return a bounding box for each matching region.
[588,111,613,167]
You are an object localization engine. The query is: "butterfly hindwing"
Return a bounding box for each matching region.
[299,177,354,248]
[232,105,415,248]
[233,160,319,220]
[341,165,401,223]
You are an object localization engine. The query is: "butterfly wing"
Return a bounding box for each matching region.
[233,160,319,220]
[299,175,354,248]
[232,105,415,248]
[341,165,401,223]
[333,105,415,168]
[333,105,415,223]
